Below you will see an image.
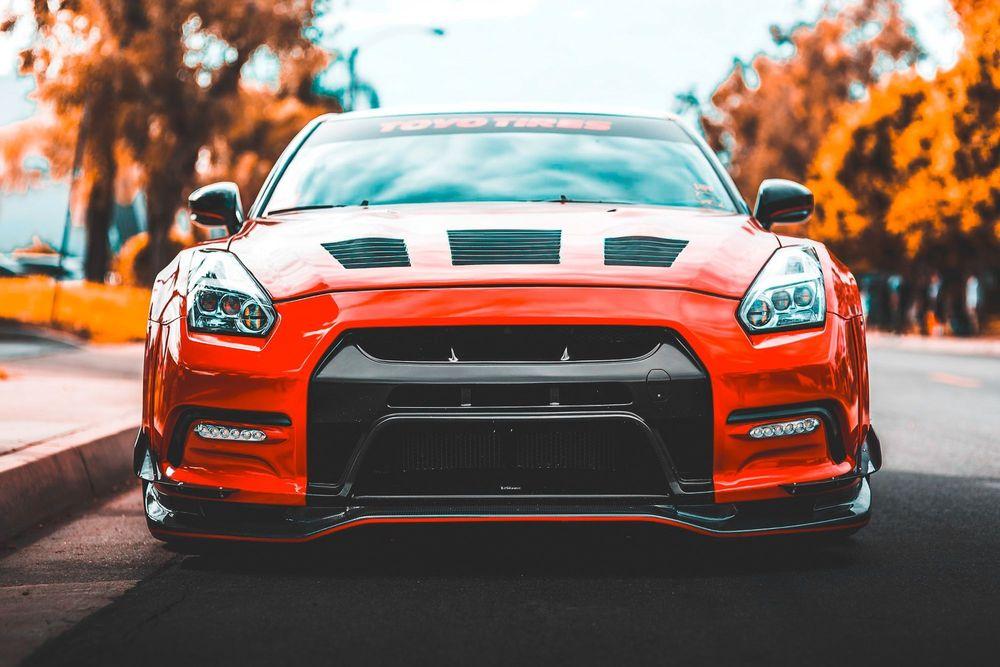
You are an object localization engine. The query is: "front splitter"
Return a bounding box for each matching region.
[144,478,872,543]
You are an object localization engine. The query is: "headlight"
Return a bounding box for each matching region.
[187,250,276,336]
[738,246,825,333]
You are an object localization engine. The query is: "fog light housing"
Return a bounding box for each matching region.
[194,423,267,442]
[748,417,820,439]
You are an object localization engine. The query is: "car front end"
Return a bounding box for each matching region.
[137,110,879,543]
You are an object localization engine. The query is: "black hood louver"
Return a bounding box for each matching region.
[604,236,689,267]
[448,229,561,266]
[322,237,411,269]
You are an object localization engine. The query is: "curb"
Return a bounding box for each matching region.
[0,417,138,542]
[0,320,86,348]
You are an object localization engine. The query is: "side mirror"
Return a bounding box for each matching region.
[753,179,813,229]
[188,182,244,235]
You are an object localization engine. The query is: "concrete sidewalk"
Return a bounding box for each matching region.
[0,331,142,541]
[0,340,142,456]
[866,331,1000,357]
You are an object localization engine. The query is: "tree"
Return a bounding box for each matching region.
[808,0,999,277]
[2,1,339,283]
[200,47,335,204]
[2,4,136,281]
[701,0,920,201]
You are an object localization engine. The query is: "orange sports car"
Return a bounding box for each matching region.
[135,108,881,543]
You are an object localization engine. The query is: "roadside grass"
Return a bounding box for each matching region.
[0,276,149,342]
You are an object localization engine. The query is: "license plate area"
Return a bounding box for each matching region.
[351,416,669,496]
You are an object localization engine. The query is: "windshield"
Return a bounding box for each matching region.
[263,114,738,214]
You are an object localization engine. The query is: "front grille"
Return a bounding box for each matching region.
[322,237,411,269]
[448,229,561,265]
[604,236,689,267]
[387,424,614,473]
[307,326,714,496]
[352,326,662,363]
[352,417,668,496]
[386,383,631,408]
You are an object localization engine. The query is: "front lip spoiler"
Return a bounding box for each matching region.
[144,477,872,543]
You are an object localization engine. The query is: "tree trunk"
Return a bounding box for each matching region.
[143,176,184,286]
[82,141,117,283]
[142,140,202,285]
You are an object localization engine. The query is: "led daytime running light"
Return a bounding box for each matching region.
[748,417,820,439]
[194,423,267,442]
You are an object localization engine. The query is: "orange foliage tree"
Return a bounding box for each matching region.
[809,0,999,277]
[701,0,920,201]
[1,1,339,283]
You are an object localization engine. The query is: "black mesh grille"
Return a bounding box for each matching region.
[448,229,561,265]
[352,326,662,362]
[604,236,689,267]
[394,430,504,472]
[322,237,410,269]
[354,418,668,496]
[387,383,632,408]
[307,327,714,497]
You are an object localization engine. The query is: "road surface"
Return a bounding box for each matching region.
[1,342,998,666]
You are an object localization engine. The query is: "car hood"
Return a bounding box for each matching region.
[228,202,777,301]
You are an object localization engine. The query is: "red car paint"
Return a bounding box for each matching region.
[227,204,778,301]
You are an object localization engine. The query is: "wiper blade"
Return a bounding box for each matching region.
[266,204,347,216]
[532,196,635,205]
[267,200,372,216]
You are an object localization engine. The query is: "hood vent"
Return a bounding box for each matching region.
[322,237,411,269]
[448,229,561,266]
[604,236,689,267]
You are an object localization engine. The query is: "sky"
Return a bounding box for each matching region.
[0,0,963,111]
[320,0,962,111]
[0,0,964,253]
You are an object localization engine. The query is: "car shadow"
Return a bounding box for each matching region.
[176,521,862,580]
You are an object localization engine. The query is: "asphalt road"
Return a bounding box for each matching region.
[1,342,998,666]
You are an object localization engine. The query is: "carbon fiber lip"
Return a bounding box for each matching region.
[145,478,871,542]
